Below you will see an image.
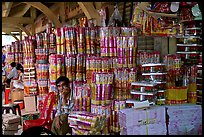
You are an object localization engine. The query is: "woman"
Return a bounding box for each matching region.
[51,76,74,135]
[13,63,24,90]
[4,62,18,87]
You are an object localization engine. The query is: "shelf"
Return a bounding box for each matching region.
[157,90,165,93]
[131,81,158,87]
[176,44,202,47]
[130,91,155,96]
[176,51,200,54]
[197,65,202,68]
[156,98,165,101]
[176,35,201,39]
[184,27,202,30]
[142,73,167,76]
[142,63,166,67]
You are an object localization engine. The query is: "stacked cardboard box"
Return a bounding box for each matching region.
[119,106,167,135]
[2,114,21,135]
[166,104,202,135]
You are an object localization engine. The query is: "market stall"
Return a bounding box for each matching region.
[2,2,202,135]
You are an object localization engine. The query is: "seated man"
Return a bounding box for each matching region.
[51,76,74,135]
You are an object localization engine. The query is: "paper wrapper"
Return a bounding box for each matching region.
[166,104,202,135]
[119,106,166,135]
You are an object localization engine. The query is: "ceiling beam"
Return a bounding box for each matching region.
[66,5,84,20]
[2,28,21,32]
[10,4,31,17]
[3,31,20,41]
[23,2,62,28]
[2,23,31,36]
[2,2,13,17]
[77,2,100,25]
[2,17,34,24]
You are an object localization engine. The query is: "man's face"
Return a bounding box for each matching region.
[57,81,70,93]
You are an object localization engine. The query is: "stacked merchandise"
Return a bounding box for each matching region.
[111,100,125,133]
[196,56,202,105]
[91,72,114,135]
[163,54,188,105]
[14,41,23,64]
[23,36,38,96]
[86,57,114,85]
[68,111,106,135]
[5,44,15,65]
[141,63,167,105]
[127,51,166,106]
[166,104,202,135]
[73,84,91,112]
[2,113,21,135]
[114,68,137,101]
[5,41,23,65]
[176,4,202,105]
[118,106,167,135]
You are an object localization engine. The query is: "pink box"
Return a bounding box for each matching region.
[119,106,166,135]
[166,104,202,135]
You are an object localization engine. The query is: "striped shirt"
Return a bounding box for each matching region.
[55,92,74,117]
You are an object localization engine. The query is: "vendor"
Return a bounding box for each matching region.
[51,76,74,135]
[13,63,24,90]
[4,62,18,87]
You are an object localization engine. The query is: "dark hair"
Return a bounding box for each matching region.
[10,62,16,67]
[56,76,70,86]
[16,63,24,73]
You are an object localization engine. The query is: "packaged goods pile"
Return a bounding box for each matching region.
[68,111,106,135]
[119,106,167,135]
[119,104,202,135]
[2,114,21,135]
[166,104,202,135]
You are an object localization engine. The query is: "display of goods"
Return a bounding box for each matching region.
[65,54,76,82]
[49,54,65,83]
[165,86,187,104]
[73,84,91,112]
[84,27,97,55]
[111,100,125,133]
[91,84,113,106]
[166,104,202,135]
[24,67,36,79]
[116,36,137,68]
[36,64,49,80]
[37,80,48,95]
[137,51,160,65]
[142,64,166,73]
[91,104,112,135]
[24,79,38,96]
[68,111,106,133]
[119,106,166,135]
[142,73,167,82]
[187,83,197,104]
[36,33,43,48]
[35,48,49,64]
[99,27,120,57]
[114,68,137,100]
[5,52,14,64]
[65,27,77,55]
[72,127,101,135]
[163,54,182,71]
[92,72,114,84]
[56,28,62,54]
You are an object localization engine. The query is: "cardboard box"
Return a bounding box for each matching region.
[119,106,167,135]
[166,104,202,135]
[24,96,37,112]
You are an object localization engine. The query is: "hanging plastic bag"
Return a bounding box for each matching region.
[108,5,122,27]
[98,8,106,27]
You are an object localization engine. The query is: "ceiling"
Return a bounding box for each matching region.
[2,2,61,34]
